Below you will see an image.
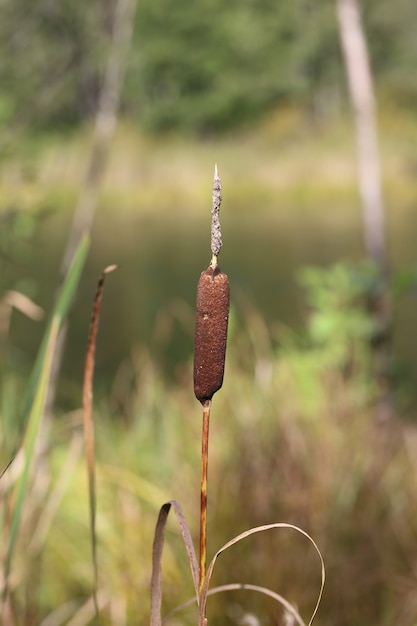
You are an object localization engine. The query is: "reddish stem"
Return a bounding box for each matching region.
[199,400,211,594]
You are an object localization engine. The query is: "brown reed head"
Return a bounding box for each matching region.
[194,265,230,404]
[193,165,230,405]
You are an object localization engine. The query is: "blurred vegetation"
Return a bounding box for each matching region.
[2,260,417,625]
[0,0,417,134]
[2,1,417,624]
[1,110,417,625]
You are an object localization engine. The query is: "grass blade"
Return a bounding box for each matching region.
[199,523,325,626]
[165,583,305,626]
[205,584,305,626]
[0,234,90,480]
[150,503,171,626]
[168,500,200,595]
[1,236,90,614]
[82,265,117,622]
[2,316,60,601]
[150,500,199,626]
[22,233,91,430]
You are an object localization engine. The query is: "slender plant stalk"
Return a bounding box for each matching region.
[151,168,325,626]
[1,316,59,606]
[83,265,117,621]
[194,165,230,603]
[199,400,211,593]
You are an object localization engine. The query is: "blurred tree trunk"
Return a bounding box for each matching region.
[46,0,137,415]
[336,0,392,416]
[335,0,387,277]
[61,0,137,276]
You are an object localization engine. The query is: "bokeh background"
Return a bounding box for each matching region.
[2,1,417,625]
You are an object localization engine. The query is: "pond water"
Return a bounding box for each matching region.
[7,198,417,404]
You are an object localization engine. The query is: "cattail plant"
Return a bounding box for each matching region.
[193,165,230,593]
[150,169,324,626]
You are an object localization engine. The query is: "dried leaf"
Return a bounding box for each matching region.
[150,500,199,626]
[198,523,325,626]
[83,264,117,620]
[165,583,305,626]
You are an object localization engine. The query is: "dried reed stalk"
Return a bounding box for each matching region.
[83,264,117,621]
[193,165,230,594]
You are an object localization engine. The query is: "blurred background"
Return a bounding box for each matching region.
[1,0,417,625]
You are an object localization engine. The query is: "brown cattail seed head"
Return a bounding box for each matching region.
[193,265,230,405]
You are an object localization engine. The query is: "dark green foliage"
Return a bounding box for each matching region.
[0,0,108,128]
[127,0,344,132]
[298,262,381,351]
[362,0,417,105]
[0,0,416,134]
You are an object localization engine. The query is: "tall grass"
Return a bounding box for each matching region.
[2,106,417,218]
[1,249,417,624]
[2,111,417,624]
[0,235,90,623]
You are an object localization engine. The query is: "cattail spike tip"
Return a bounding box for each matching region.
[211,164,222,261]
